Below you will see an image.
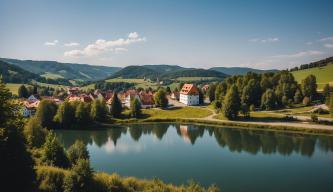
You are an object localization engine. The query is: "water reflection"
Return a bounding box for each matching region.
[55,124,333,157]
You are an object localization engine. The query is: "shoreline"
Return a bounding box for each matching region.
[107,117,333,135]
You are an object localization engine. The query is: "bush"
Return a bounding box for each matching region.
[36,166,69,192]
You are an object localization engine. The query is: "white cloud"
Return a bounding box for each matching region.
[114,47,128,54]
[249,37,279,43]
[271,50,323,59]
[44,40,59,46]
[319,36,333,42]
[64,32,145,57]
[64,42,79,47]
[324,44,333,48]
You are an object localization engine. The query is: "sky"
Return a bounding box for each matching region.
[1,0,333,69]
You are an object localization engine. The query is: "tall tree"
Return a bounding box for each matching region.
[54,101,75,129]
[67,140,90,166]
[322,84,331,104]
[75,102,91,125]
[0,78,35,191]
[301,74,317,100]
[18,84,29,98]
[24,117,48,148]
[110,93,122,118]
[130,98,142,118]
[222,85,241,119]
[207,83,216,102]
[35,100,58,128]
[41,131,69,168]
[91,99,108,121]
[154,88,168,108]
[261,89,277,110]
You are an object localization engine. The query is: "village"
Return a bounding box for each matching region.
[21,83,205,118]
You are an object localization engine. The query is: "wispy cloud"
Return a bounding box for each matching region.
[271,50,323,59]
[324,44,333,48]
[319,36,333,42]
[44,40,58,46]
[64,42,79,47]
[249,37,279,43]
[64,32,145,57]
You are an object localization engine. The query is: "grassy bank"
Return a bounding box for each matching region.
[142,107,213,119]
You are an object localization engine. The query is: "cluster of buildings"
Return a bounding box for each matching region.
[21,83,205,117]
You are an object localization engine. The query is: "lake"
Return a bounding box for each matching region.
[55,123,333,192]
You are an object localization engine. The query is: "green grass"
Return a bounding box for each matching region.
[35,82,68,89]
[40,72,64,79]
[106,78,159,89]
[292,64,333,90]
[142,107,212,119]
[214,111,287,122]
[5,83,31,95]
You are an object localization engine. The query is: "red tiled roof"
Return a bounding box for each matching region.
[180,84,199,95]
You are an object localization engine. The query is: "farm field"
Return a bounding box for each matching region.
[40,72,64,79]
[292,64,333,90]
[175,76,218,81]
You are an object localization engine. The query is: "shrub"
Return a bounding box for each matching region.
[36,166,69,192]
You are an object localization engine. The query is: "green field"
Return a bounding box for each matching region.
[40,72,64,79]
[143,107,212,119]
[106,78,159,89]
[292,64,333,90]
[5,83,31,95]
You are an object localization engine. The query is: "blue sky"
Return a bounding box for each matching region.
[1,0,333,69]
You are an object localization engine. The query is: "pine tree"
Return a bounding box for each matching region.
[18,84,29,98]
[110,93,122,118]
[222,85,240,119]
[0,77,35,191]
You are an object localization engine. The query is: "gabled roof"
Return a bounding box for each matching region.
[180,84,199,95]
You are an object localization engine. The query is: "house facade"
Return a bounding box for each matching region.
[179,84,199,106]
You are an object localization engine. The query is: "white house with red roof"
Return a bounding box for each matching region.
[179,84,199,106]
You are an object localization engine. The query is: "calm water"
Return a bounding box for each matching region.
[55,123,333,192]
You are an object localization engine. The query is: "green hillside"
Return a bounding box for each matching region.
[1,58,121,81]
[292,63,333,90]
[0,60,43,83]
[109,66,159,79]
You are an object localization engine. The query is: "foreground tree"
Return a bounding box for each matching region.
[41,131,69,168]
[24,117,48,148]
[67,140,90,166]
[18,84,29,98]
[154,88,168,108]
[131,98,142,118]
[75,102,91,125]
[54,101,75,129]
[63,159,93,192]
[261,89,277,110]
[110,93,122,118]
[301,74,317,101]
[222,85,240,119]
[0,78,35,191]
[35,100,58,128]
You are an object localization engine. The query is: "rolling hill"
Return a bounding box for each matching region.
[0,58,121,81]
[210,67,278,75]
[162,68,227,79]
[0,60,42,83]
[109,66,160,79]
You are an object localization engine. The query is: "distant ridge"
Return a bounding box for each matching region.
[210,67,278,75]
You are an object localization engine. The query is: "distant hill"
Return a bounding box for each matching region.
[108,65,228,80]
[0,60,42,83]
[210,67,278,75]
[0,58,121,81]
[109,66,160,79]
[162,68,228,79]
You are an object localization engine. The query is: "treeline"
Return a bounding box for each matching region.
[94,81,135,91]
[207,71,332,119]
[289,56,333,71]
[17,84,60,98]
[0,78,219,192]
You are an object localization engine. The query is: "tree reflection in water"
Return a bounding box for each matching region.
[55,124,333,157]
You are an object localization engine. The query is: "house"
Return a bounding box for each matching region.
[124,90,141,108]
[67,87,80,95]
[179,84,199,106]
[139,91,154,108]
[22,100,40,117]
[67,94,92,103]
[27,94,40,103]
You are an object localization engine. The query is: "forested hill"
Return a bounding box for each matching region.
[0,58,121,81]
[210,67,278,75]
[108,65,228,80]
[0,60,70,85]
